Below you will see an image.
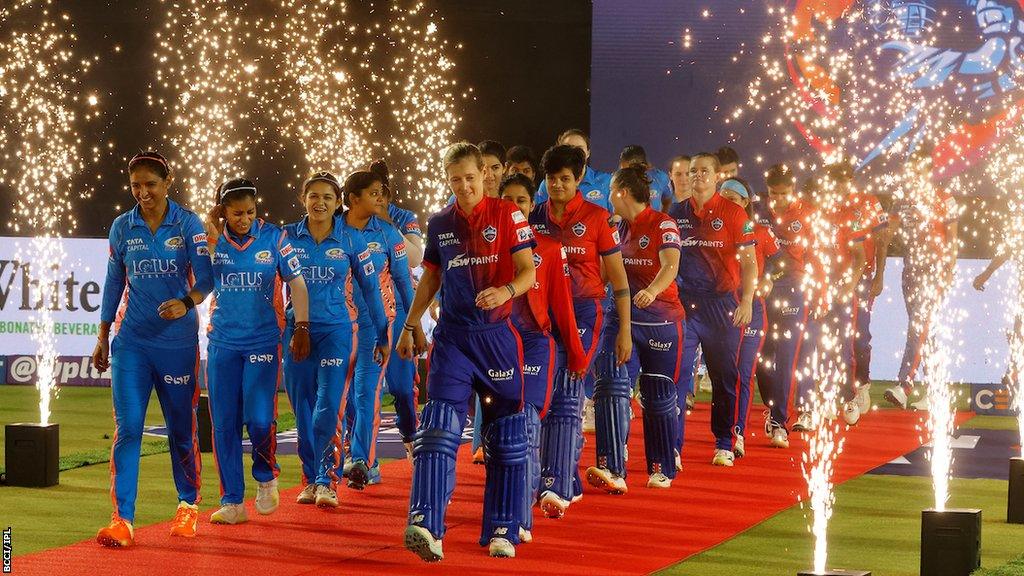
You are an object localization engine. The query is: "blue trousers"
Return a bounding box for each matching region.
[799,300,858,404]
[346,318,393,468]
[756,283,810,427]
[109,339,201,522]
[735,298,766,437]
[207,343,281,505]
[283,324,355,487]
[679,293,743,451]
[386,308,419,441]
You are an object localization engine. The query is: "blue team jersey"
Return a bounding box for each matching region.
[536,165,613,212]
[207,219,302,351]
[343,214,415,329]
[282,215,389,343]
[647,168,673,212]
[101,199,214,349]
[388,204,422,239]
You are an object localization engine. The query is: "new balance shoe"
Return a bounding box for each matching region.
[582,397,596,433]
[519,526,533,544]
[210,503,248,525]
[296,483,317,504]
[711,449,735,467]
[488,537,515,558]
[255,479,279,515]
[539,490,570,519]
[404,524,443,562]
[96,515,134,548]
[314,484,338,508]
[842,400,861,426]
[647,472,672,489]
[792,411,813,432]
[169,501,199,537]
[347,460,371,490]
[585,466,628,495]
[885,385,909,409]
[855,382,872,413]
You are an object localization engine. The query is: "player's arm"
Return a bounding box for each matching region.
[388,228,415,312]
[841,240,867,302]
[548,251,588,376]
[476,247,536,310]
[634,247,679,308]
[973,252,1010,291]
[158,215,213,320]
[403,233,424,269]
[349,238,390,365]
[733,245,757,326]
[95,224,126,371]
[603,251,633,365]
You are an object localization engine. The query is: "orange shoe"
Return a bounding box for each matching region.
[472,447,485,465]
[169,501,199,538]
[96,515,135,548]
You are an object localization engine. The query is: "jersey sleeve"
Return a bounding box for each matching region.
[548,245,588,373]
[422,215,440,271]
[867,195,889,233]
[596,212,621,256]
[658,218,681,251]
[100,221,127,324]
[386,224,415,312]
[729,207,756,247]
[275,228,303,282]
[507,202,536,254]
[348,233,389,344]
[182,213,214,295]
[759,226,781,258]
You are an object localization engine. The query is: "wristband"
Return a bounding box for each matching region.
[505,283,516,298]
[180,296,196,310]
[613,288,630,299]
[403,323,416,332]
[294,322,310,333]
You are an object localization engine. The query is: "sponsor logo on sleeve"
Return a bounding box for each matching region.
[279,243,294,257]
[511,210,527,224]
[659,220,676,230]
[572,222,587,237]
[254,250,273,264]
[288,256,301,271]
[611,229,621,245]
[662,231,680,244]
[357,249,371,262]
[533,252,543,268]
[482,225,498,243]
[517,227,533,243]
[395,242,408,259]
[363,262,375,276]
[196,246,209,256]
[742,221,754,234]
[192,233,207,244]
[164,236,185,250]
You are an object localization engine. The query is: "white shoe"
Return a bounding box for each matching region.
[698,372,712,392]
[518,526,532,544]
[488,537,515,558]
[404,440,414,463]
[255,479,279,515]
[792,411,813,432]
[314,484,338,508]
[733,435,746,458]
[910,396,930,411]
[885,386,909,409]
[539,490,570,519]
[855,383,872,413]
[585,466,628,494]
[711,449,735,467]
[404,524,443,562]
[296,483,317,504]
[770,426,789,448]
[674,449,682,472]
[341,457,355,478]
[582,398,596,433]
[685,392,695,411]
[210,503,248,524]
[647,472,671,489]
[842,401,861,426]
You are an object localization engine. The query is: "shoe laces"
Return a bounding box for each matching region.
[172,505,197,527]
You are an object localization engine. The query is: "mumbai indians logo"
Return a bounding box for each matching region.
[572,222,587,237]
[254,250,273,264]
[325,248,345,260]
[711,218,724,231]
[164,236,185,250]
[487,368,514,381]
[367,241,383,253]
[482,225,497,243]
[585,189,602,200]
[638,235,650,249]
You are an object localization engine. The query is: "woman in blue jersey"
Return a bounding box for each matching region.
[283,171,390,509]
[93,151,214,547]
[341,162,415,489]
[201,179,311,524]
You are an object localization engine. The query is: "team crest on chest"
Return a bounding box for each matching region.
[482,225,497,243]
[325,247,345,260]
[254,250,273,264]
[572,222,587,237]
[638,235,650,249]
[790,220,802,233]
[711,218,724,231]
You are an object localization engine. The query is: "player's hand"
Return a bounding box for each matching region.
[412,325,428,356]
[633,289,655,309]
[91,337,110,372]
[158,298,188,320]
[732,299,753,327]
[290,323,310,362]
[205,204,225,244]
[615,330,632,366]
[397,329,415,360]
[973,273,988,292]
[373,343,391,366]
[870,275,884,299]
[475,286,511,311]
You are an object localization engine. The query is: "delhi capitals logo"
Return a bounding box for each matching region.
[790,220,803,233]
[786,0,1024,178]
[533,252,543,268]
[638,235,650,249]
[572,222,587,237]
[482,225,497,243]
[711,218,724,231]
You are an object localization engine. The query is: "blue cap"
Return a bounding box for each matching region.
[720,179,750,199]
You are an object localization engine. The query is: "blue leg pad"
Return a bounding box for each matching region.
[539,367,583,500]
[407,401,462,540]
[522,404,541,532]
[639,372,679,479]
[592,351,632,477]
[480,411,528,546]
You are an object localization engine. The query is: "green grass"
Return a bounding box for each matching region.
[657,475,1023,576]
[976,553,1024,576]
[966,415,1022,431]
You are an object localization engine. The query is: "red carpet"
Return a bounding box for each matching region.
[16,405,944,576]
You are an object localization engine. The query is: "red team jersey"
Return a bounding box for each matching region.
[529,191,621,299]
[845,190,888,277]
[806,200,867,309]
[753,224,781,275]
[423,196,535,326]
[889,187,958,257]
[668,192,756,298]
[618,207,684,322]
[753,198,811,284]
[513,233,588,374]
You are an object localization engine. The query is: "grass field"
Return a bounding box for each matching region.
[2,383,1021,574]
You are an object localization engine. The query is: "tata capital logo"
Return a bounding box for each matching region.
[254,250,273,264]
[482,225,497,243]
[572,222,587,237]
[638,235,650,249]
[711,218,724,231]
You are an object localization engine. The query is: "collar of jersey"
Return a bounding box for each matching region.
[547,191,584,227]
[344,212,382,232]
[223,219,263,251]
[128,198,183,229]
[453,195,491,220]
[295,214,344,242]
[688,191,723,219]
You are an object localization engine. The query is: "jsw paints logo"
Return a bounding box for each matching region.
[487,368,514,381]
[249,354,275,363]
[447,253,498,270]
[163,374,192,386]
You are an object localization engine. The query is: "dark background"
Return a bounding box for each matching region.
[0,0,592,237]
